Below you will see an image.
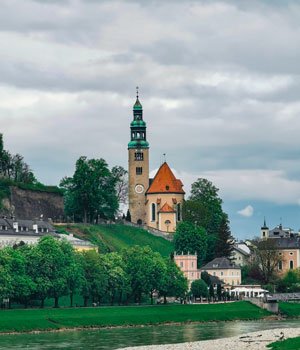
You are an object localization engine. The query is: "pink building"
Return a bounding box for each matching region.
[174,253,200,287]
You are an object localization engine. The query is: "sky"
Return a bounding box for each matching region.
[1,0,300,240]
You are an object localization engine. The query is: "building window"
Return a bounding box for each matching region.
[177,203,181,221]
[221,271,223,276]
[136,167,143,175]
[289,252,294,256]
[290,260,294,269]
[135,152,144,161]
[278,261,283,270]
[151,203,156,222]
[180,262,183,268]
[191,262,194,268]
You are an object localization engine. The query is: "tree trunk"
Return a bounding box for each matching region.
[70,292,74,307]
[150,292,153,305]
[54,296,59,308]
[84,296,89,307]
[164,295,167,304]
[41,298,45,308]
[118,291,123,305]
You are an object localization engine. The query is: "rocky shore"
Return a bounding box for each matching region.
[119,328,300,350]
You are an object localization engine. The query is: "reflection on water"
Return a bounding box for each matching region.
[0,319,300,350]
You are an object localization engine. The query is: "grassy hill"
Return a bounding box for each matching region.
[55,223,174,257]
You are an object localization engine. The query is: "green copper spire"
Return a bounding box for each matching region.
[133,86,143,110]
[128,87,149,149]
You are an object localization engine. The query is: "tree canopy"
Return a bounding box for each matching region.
[60,156,119,223]
[182,178,233,261]
[174,221,208,267]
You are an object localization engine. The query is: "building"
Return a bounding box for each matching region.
[58,233,97,251]
[274,238,300,274]
[0,217,95,251]
[174,253,200,287]
[128,92,184,233]
[231,243,250,266]
[261,219,298,239]
[199,257,241,286]
[0,217,58,247]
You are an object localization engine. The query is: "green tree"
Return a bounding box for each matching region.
[191,279,208,299]
[122,246,166,304]
[209,284,215,302]
[158,259,188,303]
[103,252,130,305]
[216,284,222,301]
[80,250,108,306]
[201,271,211,286]
[0,248,13,303]
[60,157,118,223]
[174,222,208,266]
[183,178,230,261]
[214,215,234,258]
[9,247,36,307]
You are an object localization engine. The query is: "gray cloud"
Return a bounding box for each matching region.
[1,0,300,236]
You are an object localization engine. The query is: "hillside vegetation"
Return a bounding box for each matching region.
[55,223,174,257]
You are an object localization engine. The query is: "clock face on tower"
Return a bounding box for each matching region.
[135,184,144,194]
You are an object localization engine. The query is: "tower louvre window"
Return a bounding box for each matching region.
[135,152,144,161]
[136,167,143,175]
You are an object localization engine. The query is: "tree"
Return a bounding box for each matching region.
[111,166,128,206]
[158,259,188,304]
[216,284,222,301]
[209,284,215,302]
[252,239,281,284]
[174,222,208,266]
[201,271,211,286]
[80,250,108,306]
[125,209,131,222]
[60,157,119,223]
[122,246,166,304]
[103,252,130,305]
[183,178,230,261]
[191,279,208,299]
[214,215,234,258]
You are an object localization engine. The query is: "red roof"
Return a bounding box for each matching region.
[146,162,185,194]
[159,202,176,213]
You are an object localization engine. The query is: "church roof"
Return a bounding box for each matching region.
[146,162,185,195]
[159,203,176,213]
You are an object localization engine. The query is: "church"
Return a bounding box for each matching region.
[128,92,185,233]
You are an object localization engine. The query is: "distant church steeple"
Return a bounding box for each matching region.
[128,88,150,225]
[261,217,269,239]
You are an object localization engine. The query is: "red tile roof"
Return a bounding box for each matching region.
[159,202,176,213]
[146,162,185,194]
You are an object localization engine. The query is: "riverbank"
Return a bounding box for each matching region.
[119,328,300,350]
[0,302,269,333]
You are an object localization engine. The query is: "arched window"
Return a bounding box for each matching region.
[151,203,156,222]
[177,203,181,221]
[278,261,283,270]
[290,260,294,269]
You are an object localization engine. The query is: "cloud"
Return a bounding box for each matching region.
[237,205,254,217]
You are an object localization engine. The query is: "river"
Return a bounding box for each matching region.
[0,320,299,349]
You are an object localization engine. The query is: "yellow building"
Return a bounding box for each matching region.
[128,92,184,233]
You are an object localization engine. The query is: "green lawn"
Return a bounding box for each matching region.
[0,302,269,333]
[268,337,300,349]
[279,302,300,317]
[56,223,174,257]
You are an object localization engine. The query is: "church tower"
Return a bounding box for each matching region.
[128,89,149,224]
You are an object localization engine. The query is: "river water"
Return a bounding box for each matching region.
[0,320,299,350]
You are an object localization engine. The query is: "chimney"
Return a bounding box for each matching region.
[13,221,18,232]
[33,224,38,234]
